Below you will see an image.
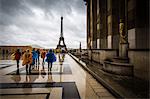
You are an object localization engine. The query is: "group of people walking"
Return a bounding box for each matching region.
[13,48,56,74]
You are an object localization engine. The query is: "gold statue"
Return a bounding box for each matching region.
[119,19,127,43]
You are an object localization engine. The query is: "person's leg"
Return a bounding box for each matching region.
[16,67,19,75]
[48,62,49,70]
[35,59,37,66]
[26,64,28,74]
[38,57,40,65]
[16,60,19,69]
[42,58,44,63]
[50,62,52,71]
[29,64,31,74]
[33,59,35,68]
[42,58,44,69]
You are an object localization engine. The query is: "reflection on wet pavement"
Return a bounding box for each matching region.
[0,54,115,99]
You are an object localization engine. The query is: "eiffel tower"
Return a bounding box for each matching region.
[56,16,67,51]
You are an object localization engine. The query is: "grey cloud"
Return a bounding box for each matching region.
[0,0,86,48]
[1,0,33,16]
[1,0,21,15]
[23,0,72,17]
[0,0,34,26]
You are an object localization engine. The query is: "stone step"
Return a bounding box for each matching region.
[103,61,133,76]
[112,57,129,63]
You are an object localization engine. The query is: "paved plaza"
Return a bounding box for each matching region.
[0,54,115,99]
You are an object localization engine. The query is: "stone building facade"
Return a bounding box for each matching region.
[84,0,149,81]
[0,46,32,59]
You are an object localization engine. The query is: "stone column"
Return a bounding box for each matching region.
[107,0,120,49]
[107,0,113,49]
[86,1,90,49]
[85,0,92,60]
[99,0,107,49]
[90,0,93,49]
[92,0,97,49]
[119,0,129,58]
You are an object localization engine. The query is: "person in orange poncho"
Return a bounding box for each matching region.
[22,49,32,74]
[41,49,46,67]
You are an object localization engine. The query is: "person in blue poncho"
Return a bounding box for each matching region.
[31,48,38,69]
[46,49,56,71]
[36,49,40,65]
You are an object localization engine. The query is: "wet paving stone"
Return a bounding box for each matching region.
[0,54,116,99]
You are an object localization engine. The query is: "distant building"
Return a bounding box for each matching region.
[0,45,32,55]
[84,0,149,81]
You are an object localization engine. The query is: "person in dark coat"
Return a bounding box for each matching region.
[14,49,21,70]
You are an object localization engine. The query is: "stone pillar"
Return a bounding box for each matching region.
[99,0,107,49]
[85,0,93,61]
[92,0,97,49]
[119,0,129,58]
[107,0,113,49]
[86,1,91,49]
[96,0,100,49]
[90,0,93,49]
[107,0,120,49]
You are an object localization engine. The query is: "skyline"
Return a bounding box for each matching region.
[0,0,86,49]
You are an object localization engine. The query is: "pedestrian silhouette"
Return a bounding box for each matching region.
[41,49,46,68]
[45,49,56,71]
[31,48,37,68]
[36,49,40,66]
[58,53,65,74]
[22,49,32,74]
[14,49,21,70]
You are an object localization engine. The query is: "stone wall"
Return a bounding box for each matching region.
[88,49,118,63]
[0,46,32,54]
[88,50,92,60]
[128,50,149,81]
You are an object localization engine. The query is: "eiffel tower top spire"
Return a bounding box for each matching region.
[60,16,63,37]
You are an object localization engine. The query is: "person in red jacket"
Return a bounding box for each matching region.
[41,49,46,66]
[14,49,21,70]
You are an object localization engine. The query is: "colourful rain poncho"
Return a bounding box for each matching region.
[45,52,56,63]
[22,52,32,66]
[32,51,38,59]
[31,50,38,65]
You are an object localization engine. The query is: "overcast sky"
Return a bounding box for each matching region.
[0,0,86,49]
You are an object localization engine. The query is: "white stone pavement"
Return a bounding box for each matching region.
[0,54,116,99]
